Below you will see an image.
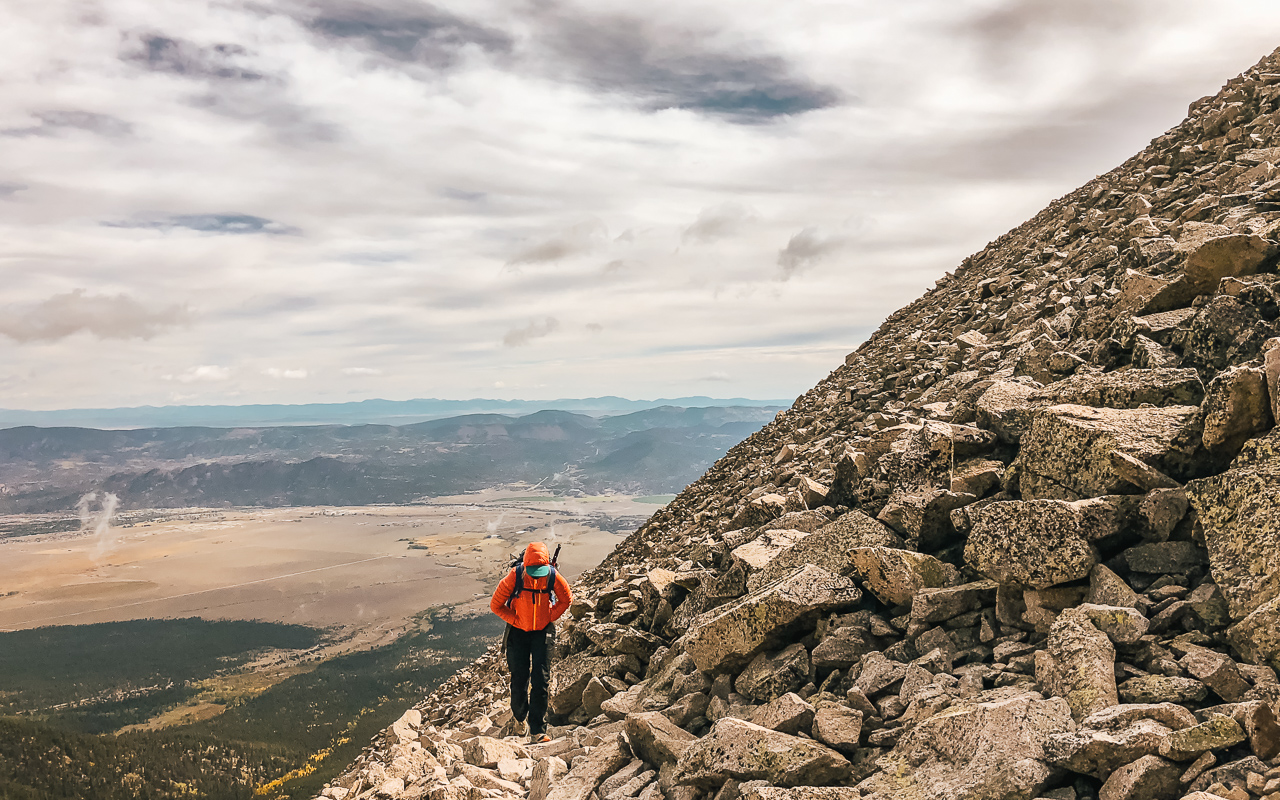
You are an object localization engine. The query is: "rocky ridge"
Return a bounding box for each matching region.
[316,46,1280,800]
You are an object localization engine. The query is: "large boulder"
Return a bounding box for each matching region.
[462,736,529,768]
[810,705,863,757]
[1186,430,1280,621]
[1180,233,1278,292]
[1200,365,1273,457]
[1035,606,1119,720]
[735,644,811,702]
[675,718,852,788]
[1013,404,1200,500]
[549,654,640,716]
[1178,294,1279,374]
[810,625,877,670]
[681,565,861,673]
[625,711,697,767]
[857,691,1073,800]
[546,734,632,800]
[1228,596,1280,671]
[976,380,1041,442]
[1177,646,1250,702]
[749,692,816,735]
[752,511,903,589]
[848,547,957,606]
[584,623,666,661]
[731,528,814,577]
[962,499,1141,588]
[974,370,1205,446]
[1032,367,1206,409]
[1157,715,1246,761]
[876,488,976,551]
[1098,755,1180,800]
[1045,703,1196,778]
[910,580,997,626]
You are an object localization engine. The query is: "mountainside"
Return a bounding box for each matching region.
[0,406,779,514]
[268,48,1280,800]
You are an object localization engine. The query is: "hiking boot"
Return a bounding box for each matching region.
[530,730,551,744]
[503,718,528,738]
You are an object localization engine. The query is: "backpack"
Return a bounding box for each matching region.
[504,544,561,607]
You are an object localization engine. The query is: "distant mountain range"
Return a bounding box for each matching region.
[0,396,790,430]
[0,405,784,513]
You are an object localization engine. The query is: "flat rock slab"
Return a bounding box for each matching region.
[858,691,1073,800]
[1045,719,1178,778]
[1187,430,1280,620]
[848,546,956,606]
[1118,676,1208,704]
[1031,367,1205,409]
[753,511,903,589]
[740,787,862,800]
[910,580,997,626]
[1158,715,1246,761]
[732,528,813,576]
[675,717,852,788]
[1013,404,1200,501]
[682,564,861,673]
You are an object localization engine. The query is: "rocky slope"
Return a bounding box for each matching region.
[313,45,1280,800]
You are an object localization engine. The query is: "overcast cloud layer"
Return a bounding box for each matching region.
[4,0,1280,409]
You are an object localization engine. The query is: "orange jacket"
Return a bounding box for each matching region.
[490,542,572,632]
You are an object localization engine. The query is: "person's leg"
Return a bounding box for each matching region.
[506,626,531,724]
[528,626,551,734]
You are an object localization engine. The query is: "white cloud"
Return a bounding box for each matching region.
[0,290,188,342]
[506,219,609,267]
[777,227,849,280]
[263,367,308,379]
[165,365,231,383]
[503,317,561,347]
[683,203,757,244]
[341,367,383,376]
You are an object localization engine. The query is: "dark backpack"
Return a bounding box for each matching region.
[503,544,561,607]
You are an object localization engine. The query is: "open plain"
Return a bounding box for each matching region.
[0,490,642,637]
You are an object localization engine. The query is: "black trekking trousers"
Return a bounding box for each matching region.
[506,624,552,733]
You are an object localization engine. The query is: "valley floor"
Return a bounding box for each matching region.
[0,489,635,635]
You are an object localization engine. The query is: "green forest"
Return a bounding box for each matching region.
[0,614,503,799]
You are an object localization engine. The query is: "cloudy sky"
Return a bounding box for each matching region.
[3,0,1280,410]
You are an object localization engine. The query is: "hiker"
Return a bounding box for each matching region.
[489,541,571,742]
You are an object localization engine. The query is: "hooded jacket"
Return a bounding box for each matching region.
[490,541,572,632]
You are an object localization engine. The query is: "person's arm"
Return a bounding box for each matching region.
[547,571,573,624]
[490,570,520,627]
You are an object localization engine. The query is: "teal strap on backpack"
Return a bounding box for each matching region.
[504,564,558,607]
